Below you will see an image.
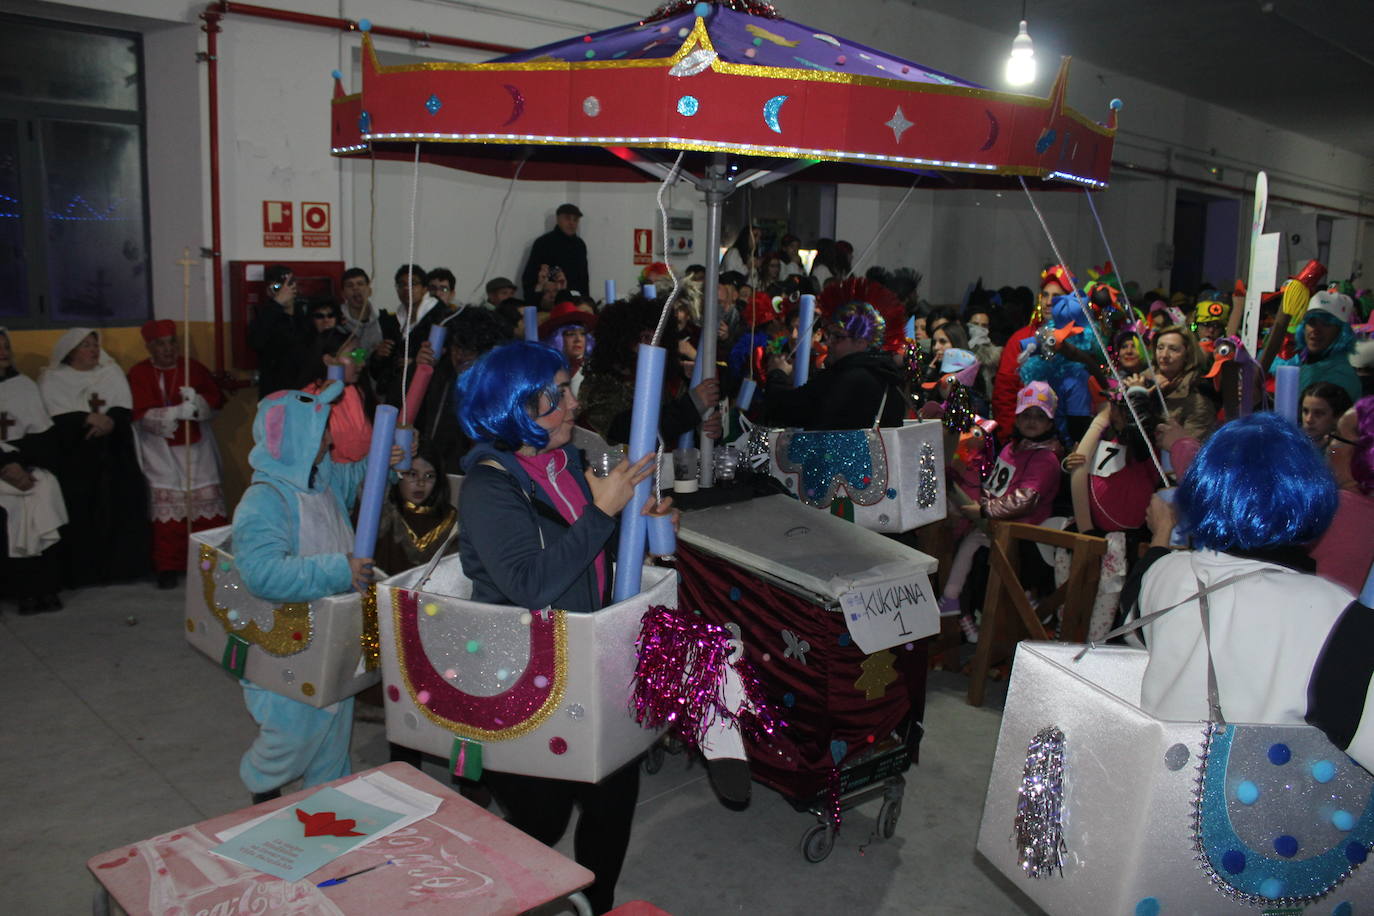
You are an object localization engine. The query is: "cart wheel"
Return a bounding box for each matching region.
[801,823,836,863]
[643,742,666,775]
[878,798,902,839]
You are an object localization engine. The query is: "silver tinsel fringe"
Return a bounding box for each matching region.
[1015,725,1068,879]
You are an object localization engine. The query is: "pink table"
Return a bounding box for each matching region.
[87,762,594,915]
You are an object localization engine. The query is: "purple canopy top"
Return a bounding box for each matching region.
[494,1,983,91]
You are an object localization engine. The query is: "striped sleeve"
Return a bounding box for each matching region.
[1306,599,1374,771]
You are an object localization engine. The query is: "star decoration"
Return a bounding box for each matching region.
[885,106,913,143]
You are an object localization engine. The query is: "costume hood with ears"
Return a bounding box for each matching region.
[248,381,343,492]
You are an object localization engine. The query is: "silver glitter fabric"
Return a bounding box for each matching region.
[917,442,938,509]
[1015,725,1068,879]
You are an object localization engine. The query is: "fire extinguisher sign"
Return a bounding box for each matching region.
[262,200,293,248]
[302,202,331,248]
[633,228,652,265]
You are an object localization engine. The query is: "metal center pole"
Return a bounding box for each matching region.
[696,153,729,488]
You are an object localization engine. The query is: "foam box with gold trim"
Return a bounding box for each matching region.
[977,642,1374,913]
[377,560,675,783]
[768,419,946,533]
[184,526,380,708]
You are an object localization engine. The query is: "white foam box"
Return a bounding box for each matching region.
[768,419,946,533]
[977,642,1374,913]
[184,526,380,708]
[377,560,675,783]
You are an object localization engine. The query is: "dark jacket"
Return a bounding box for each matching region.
[521,228,589,302]
[763,350,909,430]
[372,300,453,404]
[458,441,617,612]
[247,301,315,400]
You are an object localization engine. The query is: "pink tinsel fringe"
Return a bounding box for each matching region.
[632,605,785,752]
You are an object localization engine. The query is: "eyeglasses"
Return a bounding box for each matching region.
[399,471,437,482]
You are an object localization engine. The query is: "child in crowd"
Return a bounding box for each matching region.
[303,330,373,463]
[939,381,1065,641]
[373,444,457,576]
[1300,380,1354,447]
[231,381,402,801]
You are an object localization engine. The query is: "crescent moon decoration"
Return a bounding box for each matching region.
[668,48,718,77]
[763,95,788,134]
[1035,127,1056,155]
[501,84,525,127]
[812,33,841,47]
[978,109,999,151]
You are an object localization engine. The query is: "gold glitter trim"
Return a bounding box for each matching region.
[400,509,455,553]
[198,544,312,657]
[301,682,316,697]
[394,589,569,742]
[361,582,380,672]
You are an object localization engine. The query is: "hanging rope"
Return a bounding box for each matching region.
[369,148,377,283]
[401,142,421,425]
[650,152,687,348]
[851,178,920,275]
[1082,190,1172,416]
[470,154,528,303]
[1019,178,1170,487]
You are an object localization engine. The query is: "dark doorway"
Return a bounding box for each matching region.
[1171,189,1239,296]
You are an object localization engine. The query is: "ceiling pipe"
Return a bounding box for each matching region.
[212,1,521,54]
[1111,160,1373,220]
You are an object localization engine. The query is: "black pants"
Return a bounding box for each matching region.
[484,760,641,914]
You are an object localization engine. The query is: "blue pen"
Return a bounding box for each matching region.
[317,860,393,888]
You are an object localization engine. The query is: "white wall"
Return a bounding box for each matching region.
[29,0,1374,321]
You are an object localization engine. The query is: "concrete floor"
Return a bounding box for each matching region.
[1,581,1040,915]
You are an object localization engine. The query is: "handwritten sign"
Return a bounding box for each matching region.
[985,456,1016,497]
[838,572,939,654]
[1092,440,1127,478]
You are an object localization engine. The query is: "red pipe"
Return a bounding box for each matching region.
[1111,159,1372,220]
[201,8,225,374]
[215,1,521,55]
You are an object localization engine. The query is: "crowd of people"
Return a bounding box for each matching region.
[5,200,1374,913]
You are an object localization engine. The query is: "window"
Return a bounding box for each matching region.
[0,15,150,325]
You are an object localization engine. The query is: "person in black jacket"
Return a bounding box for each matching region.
[372,264,452,404]
[763,299,909,429]
[521,203,589,303]
[456,340,662,915]
[247,265,315,400]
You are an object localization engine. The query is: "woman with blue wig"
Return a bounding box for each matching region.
[455,340,661,914]
[1126,413,1355,727]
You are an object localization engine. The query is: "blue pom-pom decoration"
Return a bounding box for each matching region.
[1109,98,1123,110]
[1258,878,1285,899]
[1312,759,1336,783]
[1267,742,1292,765]
[331,69,343,80]
[694,1,712,15]
[1235,780,1260,805]
[1221,849,1246,874]
[1273,834,1299,858]
[358,18,372,32]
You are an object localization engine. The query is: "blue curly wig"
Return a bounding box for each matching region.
[456,341,568,451]
[1176,412,1338,551]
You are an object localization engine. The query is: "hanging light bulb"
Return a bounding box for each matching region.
[1005,19,1036,86]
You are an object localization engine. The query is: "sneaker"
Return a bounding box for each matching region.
[959,614,980,644]
[937,595,961,617]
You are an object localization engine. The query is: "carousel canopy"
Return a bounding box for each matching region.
[331,0,1117,189]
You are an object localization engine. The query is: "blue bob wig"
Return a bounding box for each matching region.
[1176,412,1337,551]
[456,341,568,451]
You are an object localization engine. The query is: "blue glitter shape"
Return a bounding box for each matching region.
[676,95,699,117]
[425,94,442,115]
[1035,128,1056,155]
[782,430,879,508]
[358,110,371,133]
[886,488,897,499]
[1133,898,1160,916]
[1268,742,1292,765]
[1274,835,1299,858]
[1200,724,1374,900]
[792,56,830,71]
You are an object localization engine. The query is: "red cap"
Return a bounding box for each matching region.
[141,319,176,342]
[537,301,595,339]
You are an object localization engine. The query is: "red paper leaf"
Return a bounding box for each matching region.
[295,808,365,837]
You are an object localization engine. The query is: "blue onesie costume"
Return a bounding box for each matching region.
[231,382,370,794]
